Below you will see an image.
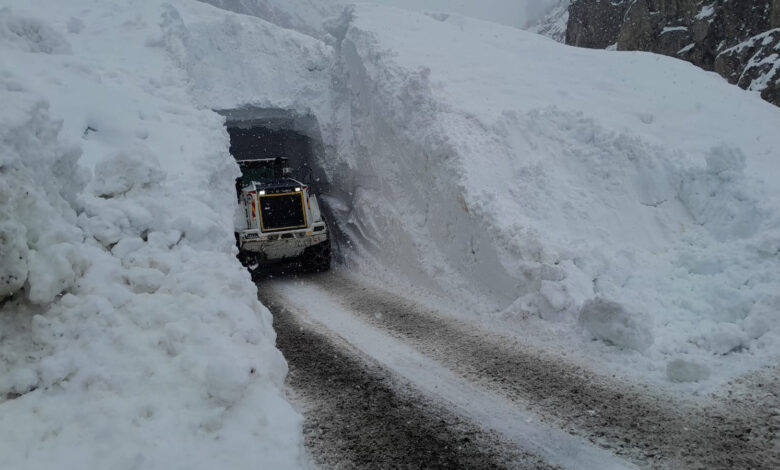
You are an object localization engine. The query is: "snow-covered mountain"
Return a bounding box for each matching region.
[528,0,571,42]
[198,0,569,38]
[566,0,780,107]
[2,0,779,467]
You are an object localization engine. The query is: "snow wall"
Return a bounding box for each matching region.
[316,6,780,384]
[0,1,312,467]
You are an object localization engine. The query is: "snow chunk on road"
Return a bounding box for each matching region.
[579,297,654,351]
[706,323,747,355]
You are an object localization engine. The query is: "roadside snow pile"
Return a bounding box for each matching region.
[0,2,304,468]
[666,358,712,383]
[578,297,653,352]
[321,5,780,385]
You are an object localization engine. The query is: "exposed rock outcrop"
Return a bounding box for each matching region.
[567,0,626,48]
[565,0,780,107]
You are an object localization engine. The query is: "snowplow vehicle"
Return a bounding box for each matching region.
[234,157,330,271]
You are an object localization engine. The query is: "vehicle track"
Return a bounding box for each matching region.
[259,287,554,470]
[304,272,779,470]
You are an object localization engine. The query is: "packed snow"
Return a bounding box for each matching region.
[311,5,780,390]
[0,1,307,468]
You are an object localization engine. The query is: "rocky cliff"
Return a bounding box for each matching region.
[566,0,780,107]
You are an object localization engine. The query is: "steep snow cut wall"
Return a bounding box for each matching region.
[0,2,307,468]
[323,10,520,308]
[319,5,780,384]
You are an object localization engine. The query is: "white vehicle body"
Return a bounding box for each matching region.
[234,157,330,270]
[237,180,328,260]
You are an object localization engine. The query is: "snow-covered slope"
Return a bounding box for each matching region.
[364,0,565,30]
[319,5,780,386]
[197,0,342,38]
[198,0,568,38]
[0,1,307,467]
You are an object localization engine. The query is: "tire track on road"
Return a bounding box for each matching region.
[307,272,779,470]
[260,286,553,470]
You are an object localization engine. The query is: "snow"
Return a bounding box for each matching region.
[578,297,654,352]
[0,12,72,54]
[528,1,570,43]
[197,0,342,39]
[367,0,564,30]
[0,1,306,468]
[695,4,716,20]
[718,29,780,95]
[661,26,688,34]
[678,42,696,54]
[315,5,780,390]
[744,52,779,92]
[197,0,567,39]
[666,358,711,383]
[3,0,780,464]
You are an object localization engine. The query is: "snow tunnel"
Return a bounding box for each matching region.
[216,107,328,193]
[216,107,346,264]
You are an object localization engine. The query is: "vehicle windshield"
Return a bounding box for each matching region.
[238,158,287,184]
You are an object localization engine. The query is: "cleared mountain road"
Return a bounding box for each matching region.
[259,282,551,469]
[257,271,779,470]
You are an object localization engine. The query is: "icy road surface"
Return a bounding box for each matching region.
[257,271,779,469]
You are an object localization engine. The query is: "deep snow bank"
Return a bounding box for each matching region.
[0,2,306,467]
[321,5,780,385]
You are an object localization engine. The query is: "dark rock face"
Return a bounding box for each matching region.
[567,0,627,48]
[566,0,780,107]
